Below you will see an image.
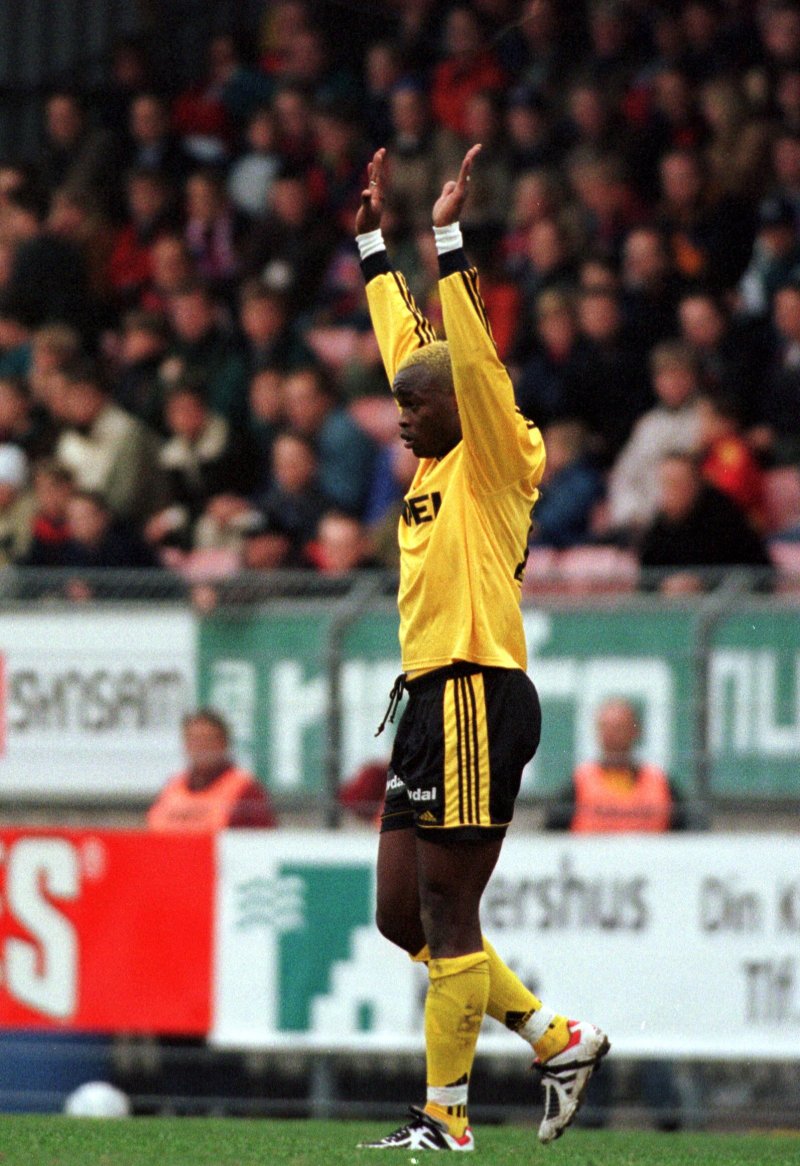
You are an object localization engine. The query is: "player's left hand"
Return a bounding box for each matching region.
[355,147,386,235]
[432,143,481,227]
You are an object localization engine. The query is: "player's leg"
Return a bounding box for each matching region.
[374,823,425,955]
[414,833,499,1142]
[469,665,610,1144]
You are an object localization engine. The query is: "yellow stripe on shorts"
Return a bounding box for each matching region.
[443,673,491,827]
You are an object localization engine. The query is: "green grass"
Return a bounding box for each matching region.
[0,1118,797,1166]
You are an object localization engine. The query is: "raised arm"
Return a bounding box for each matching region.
[356,148,437,385]
[433,147,545,492]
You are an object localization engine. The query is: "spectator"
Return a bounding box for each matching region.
[111,309,171,433]
[170,35,237,165]
[547,695,688,831]
[308,509,382,575]
[35,91,120,215]
[529,420,605,549]
[141,233,197,314]
[0,374,57,461]
[189,507,303,612]
[503,168,564,271]
[738,194,800,320]
[53,357,166,525]
[27,322,82,414]
[509,216,578,315]
[43,489,159,600]
[126,93,191,187]
[241,169,339,312]
[758,275,800,463]
[4,184,94,339]
[164,280,249,430]
[440,89,512,235]
[247,366,285,492]
[565,150,644,266]
[272,24,359,110]
[505,86,556,173]
[18,459,74,567]
[385,82,460,236]
[700,77,771,201]
[429,5,505,136]
[226,107,281,220]
[46,186,115,310]
[147,708,277,832]
[184,169,245,299]
[0,299,32,377]
[238,279,312,372]
[696,392,766,531]
[311,100,367,235]
[515,0,572,101]
[107,169,178,310]
[272,84,317,168]
[558,76,627,161]
[512,289,584,427]
[257,428,328,549]
[282,366,377,517]
[677,289,761,421]
[146,380,258,552]
[769,130,800,228]
[656,148,754,291]
[366,436,418,569]
[544,695,689,1130]
[363,41,403,149]
[0,443,34,565]
[620,226,683,350]
[568,287,650,467]
[607,341,703,537]
[628,65,706,202]
[638,451,772,594]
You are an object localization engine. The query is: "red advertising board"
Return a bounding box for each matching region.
[0,830,214,1034]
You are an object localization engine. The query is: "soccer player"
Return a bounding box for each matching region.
[354,145,609,1152]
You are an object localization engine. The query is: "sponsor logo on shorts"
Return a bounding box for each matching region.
[408,788,436,803]
[386,773,406,792]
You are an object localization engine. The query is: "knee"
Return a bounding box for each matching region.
[375,904,420,954]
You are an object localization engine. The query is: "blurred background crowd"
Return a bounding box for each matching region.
[3,0,800,597]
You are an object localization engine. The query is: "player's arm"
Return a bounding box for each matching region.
[433,146,545,492]
[356,148,437,384]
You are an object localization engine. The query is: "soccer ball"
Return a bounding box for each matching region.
[63,1080,131,1118]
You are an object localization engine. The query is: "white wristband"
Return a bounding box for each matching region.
[433,222,463,255]
[356,229,386,260]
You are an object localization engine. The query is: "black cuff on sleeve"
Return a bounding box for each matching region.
[438,247,470,278]
[360,250,392,283]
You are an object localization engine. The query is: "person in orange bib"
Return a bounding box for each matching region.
[147,708,277,832]
[546,696,688,1130]
[545,697,686,834]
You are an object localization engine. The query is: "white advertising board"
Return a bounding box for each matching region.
[212,832,800,1060]
[0,608,195,799]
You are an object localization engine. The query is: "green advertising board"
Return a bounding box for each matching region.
[197,603,699,798]
[709,611,800,798]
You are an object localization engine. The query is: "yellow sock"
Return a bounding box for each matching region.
[424,951,489,1138]
[412,939,571,1061]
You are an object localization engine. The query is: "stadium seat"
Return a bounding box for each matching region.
[557,546,639,595]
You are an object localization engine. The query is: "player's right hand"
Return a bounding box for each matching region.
[355,147,386,235]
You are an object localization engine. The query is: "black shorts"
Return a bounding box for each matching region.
[380,663,541,842]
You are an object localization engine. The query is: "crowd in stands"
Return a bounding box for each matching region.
[4,0,800,598]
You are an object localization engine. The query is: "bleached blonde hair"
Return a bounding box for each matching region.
[397,340,453,390]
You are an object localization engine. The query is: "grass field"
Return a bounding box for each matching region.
[0,1118,798,1166]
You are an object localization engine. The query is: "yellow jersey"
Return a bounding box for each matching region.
[363,247,546,673]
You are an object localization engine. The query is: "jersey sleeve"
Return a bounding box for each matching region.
[438,248,546,494]
[361,250,437,385]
